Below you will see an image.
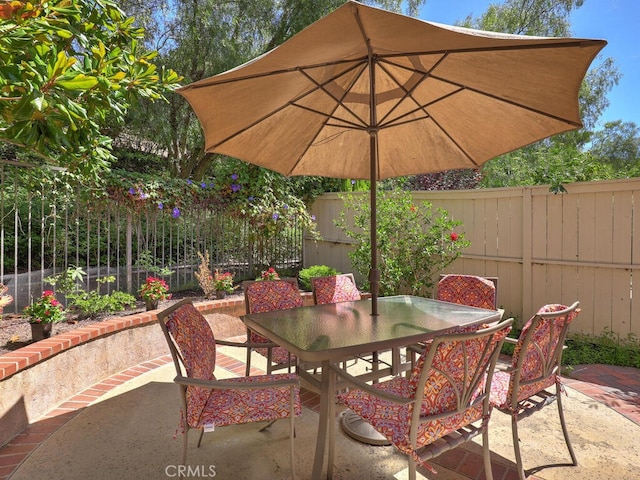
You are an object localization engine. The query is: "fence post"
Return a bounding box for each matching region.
[126,213,133,294]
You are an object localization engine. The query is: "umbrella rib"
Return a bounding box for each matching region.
[284,63,371,175]
[428,72,584,128]
[207,62,370,151]
[296,66,369,129]
[366,39,603,60]
[374,53,450,128]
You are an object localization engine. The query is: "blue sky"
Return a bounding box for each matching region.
[418,0,639,128]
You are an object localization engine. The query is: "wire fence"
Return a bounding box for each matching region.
[0,164,305,311]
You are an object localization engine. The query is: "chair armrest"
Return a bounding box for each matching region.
[405,343,426,355]
[504,337,517,345]
[174,374,299,390]
[328,363,412,405]
[215,338,280,349]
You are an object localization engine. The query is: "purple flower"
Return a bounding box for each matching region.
[139,192,148,199]
[231,184,241,192]
[200,182,207,188]
[272,213,279,220]
[172,207,180,218]
[283,204,289,210]
[351,180,356,185]
[187,179,193,185]
[231,173,238,181]
[158,203,163,210]
[311,215,316,221]
[128,187,136,195]
[209,183,215,187]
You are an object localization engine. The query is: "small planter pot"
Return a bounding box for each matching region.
[30,322,52,342]
[215,291,227,300]
[145,299,159,311]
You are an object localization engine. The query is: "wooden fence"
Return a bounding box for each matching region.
[305,178,640,338]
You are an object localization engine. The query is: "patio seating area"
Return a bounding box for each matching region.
[1,309,638,480]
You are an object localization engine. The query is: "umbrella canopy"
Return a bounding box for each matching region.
[178,0,606,314]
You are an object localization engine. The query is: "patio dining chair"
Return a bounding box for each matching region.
[330,318,514,480]
[243,278,303,375]
[156,298,301,476]
[489,301,580,480]
[311,273,361,305]
[437,274,497,310]
[408,274,499,369]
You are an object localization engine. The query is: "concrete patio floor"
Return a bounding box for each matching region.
[1,314,639,480]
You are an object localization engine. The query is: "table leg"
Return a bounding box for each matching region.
[311,360,332,480]
[327,366,336,479]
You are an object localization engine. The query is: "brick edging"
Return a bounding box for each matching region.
[0,297,245,381]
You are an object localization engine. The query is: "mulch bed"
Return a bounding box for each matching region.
[0,290,239,356]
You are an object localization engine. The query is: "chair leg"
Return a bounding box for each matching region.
[181,429,189,465]
[511,414,527,480]
[196,428,205,448]
[245,347,252,376]
[289,385,296,479]
[259,419,277,432]
[408,456,417,480]
[556,384,578,466]
[482,428,494,480]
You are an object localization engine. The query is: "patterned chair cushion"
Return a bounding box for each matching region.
[245,280,303,364]
[490,304,579,409]
[339,326,510,460]
[437,274,496,310]
[312,275,361,305]
[245,280,303,314]
[186,374,302,429]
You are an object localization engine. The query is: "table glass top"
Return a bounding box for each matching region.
[242,295,500,361]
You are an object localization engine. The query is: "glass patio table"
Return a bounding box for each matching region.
[241,295,502,480]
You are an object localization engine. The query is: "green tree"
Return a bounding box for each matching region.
[590,121,640,169]
[0,0,182,180]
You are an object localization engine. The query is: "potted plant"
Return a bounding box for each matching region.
[258,267,280,281]
[138,277,171,310]
[213,270,235,299]
[23,290,65,341]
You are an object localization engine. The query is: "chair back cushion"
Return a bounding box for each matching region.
[437,274,496,310]
[312,274,361,305]
[244,280,303,314]
[164,302,218,426]
[509,303,579,402]
[165,302,217,380]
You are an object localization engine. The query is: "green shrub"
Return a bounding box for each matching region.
[501,325,640,369]
[298,265,339,291]
[66,276,136,318]
[336,188,470,297]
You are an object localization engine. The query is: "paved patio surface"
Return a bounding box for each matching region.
[1,314,638,480]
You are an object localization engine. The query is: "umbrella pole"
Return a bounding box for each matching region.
[369,132,379,316]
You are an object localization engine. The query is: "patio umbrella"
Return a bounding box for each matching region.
[178,0,605,315]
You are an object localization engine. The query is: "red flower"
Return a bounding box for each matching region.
[450,232,459,241]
